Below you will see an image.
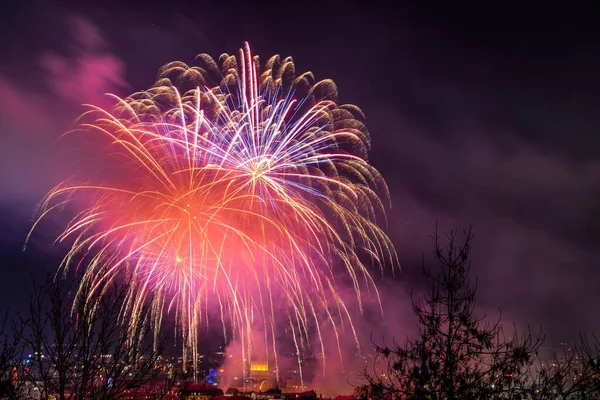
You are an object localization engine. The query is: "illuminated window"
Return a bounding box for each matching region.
[250,362,269,372]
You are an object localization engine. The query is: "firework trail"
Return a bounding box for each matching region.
[29,43,397,381]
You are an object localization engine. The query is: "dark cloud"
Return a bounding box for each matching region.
[366,102,600,340]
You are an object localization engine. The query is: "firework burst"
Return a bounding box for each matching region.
[29,43,397,381]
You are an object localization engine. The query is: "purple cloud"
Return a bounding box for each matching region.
[40,16,128,107]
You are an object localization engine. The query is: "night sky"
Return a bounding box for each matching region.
[1,0,599,352]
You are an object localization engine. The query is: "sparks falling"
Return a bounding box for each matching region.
[29,43,397,381]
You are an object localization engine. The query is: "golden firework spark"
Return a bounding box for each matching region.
[29,43,397,382]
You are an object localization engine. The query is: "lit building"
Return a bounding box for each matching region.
[248,361,274,391]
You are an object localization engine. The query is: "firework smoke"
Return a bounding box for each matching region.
[28,42,396,382]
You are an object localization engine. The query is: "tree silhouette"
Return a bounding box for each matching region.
[517,334,600,399]
[0,311,26,399]
[23,272,167,400]
[363,226,544,399]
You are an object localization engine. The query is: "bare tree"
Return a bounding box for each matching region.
[0,310,26,399]
[516,335,600,399]
[362,226,544,400]
[23,273,167,400]
[24,274,79,400]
